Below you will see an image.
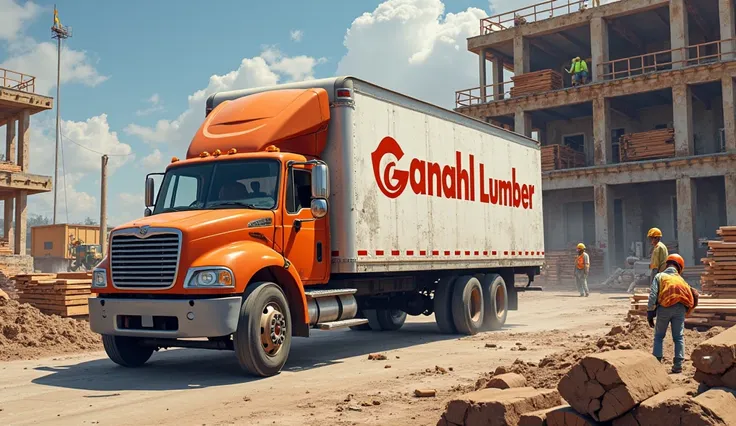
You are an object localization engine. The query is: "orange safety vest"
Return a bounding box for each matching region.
[657,273,695,315]
[576,254,585,270]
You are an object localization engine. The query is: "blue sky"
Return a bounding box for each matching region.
[1,0,536,225]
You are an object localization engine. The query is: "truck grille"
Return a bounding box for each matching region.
[110,230,181,289]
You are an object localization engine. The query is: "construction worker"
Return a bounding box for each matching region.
[575,243,590,297]
[647,254,700,373]
[566,57,589,86]
[648,227,669,284]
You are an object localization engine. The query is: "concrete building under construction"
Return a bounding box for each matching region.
[0,67,53,279]
[456,0,736,276]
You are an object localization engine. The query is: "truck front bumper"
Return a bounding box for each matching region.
[89,296,242,339]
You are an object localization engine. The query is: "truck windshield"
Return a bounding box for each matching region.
[153,159,280,214]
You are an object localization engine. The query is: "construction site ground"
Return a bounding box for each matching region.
[0,288,708,426]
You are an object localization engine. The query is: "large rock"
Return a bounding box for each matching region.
[691,325,736,375]
[690,388,736,425]
[519,405,568,426]
[487,373,528,390]
[557,350,671,422]
[545,406,601,426]
[628,388,693,426]
[440,387,562,426]
[613,387,736,426]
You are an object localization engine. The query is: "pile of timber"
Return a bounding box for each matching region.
[619,128,675,162]
[0,238,12,255]
[629,292,736,328]
[541,247,604,285]
[14,272,94,317]
[540,144,586,172]
[701,226,736,298]
[510,69,563,98]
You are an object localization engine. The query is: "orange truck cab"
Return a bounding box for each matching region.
[89,77,544,377]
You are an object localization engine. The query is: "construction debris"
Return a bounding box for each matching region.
[541,145,586,172]
[519,405,570,426]
[486,373,528,390]
[619,128,675,162]
[701,226,736,298]
[438,387,562,426]
[414,389,437,398]
[510,70,563,98]
[14,272,93,317]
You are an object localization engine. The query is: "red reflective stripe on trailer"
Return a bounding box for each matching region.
[483,251,489,255]
[376,250,385,256]
[431,250,439,256]
[357,250,368,256]
[331,251,340,257]
[454,250,461,255]
[464,251,470,256]
[525,251,529,255]
[444,251,451,256]
[511,251,515,255]
[391,250,400,256]
[474,251,479,256]
[406,250,415,256]
[504,251,509,255]
[491,251,497,255]
[542,251,545,255]
[420,250,427,256]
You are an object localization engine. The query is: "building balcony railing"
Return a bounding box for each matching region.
[0,67,36,93]
[480,0,589,35]
[600,38,736,81]
[455,80,515,107]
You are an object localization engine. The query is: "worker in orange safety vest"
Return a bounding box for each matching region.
[647,253,700,374]
[575,243,590,297]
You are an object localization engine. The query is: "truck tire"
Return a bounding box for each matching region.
[434,276,458,334]
[349,310,372,331]
[102,335,154,367]
[233,282,292,377]
[481,274,508,331]
[451,275,484,335]
[365,309,407,331]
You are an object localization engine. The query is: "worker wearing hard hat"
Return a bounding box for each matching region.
[575,243,590,297]
[566,57,589,86]
[647,254,700,374]
[648,228,669,284]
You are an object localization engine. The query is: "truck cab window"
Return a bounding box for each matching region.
[286,169,312,214]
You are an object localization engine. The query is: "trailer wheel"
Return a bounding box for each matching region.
[451,275,484,335]
[434,276,458,334]
[365,309,407,331]
[102,335,154,367]
[481,274,508,331]
[233,282,292,377]
[349,310,372,331]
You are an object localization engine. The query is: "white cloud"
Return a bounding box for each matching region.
[136,93,165,116]
[141,149,163,168]
[290,29,304,42]
[0,0,42,41]
[28,173,98,224]
[109,192,145,226]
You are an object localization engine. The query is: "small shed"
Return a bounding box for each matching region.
[31,224,102,272]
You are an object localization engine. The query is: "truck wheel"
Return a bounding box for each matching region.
[102,335,154,367]
[349,310,372,331]
[233,282,292,377]
[434,276,458,334]
[481,274,508,331]
[365,309,407,331]
[451,275,484,335]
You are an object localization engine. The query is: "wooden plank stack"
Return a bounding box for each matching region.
[629,292,736,328]
[541,144,586,172]
[0,162,22,173]
[510,69,563,97]
[619,128,675,162]
[0,238,12,255]
[14,272,94,317]
[701,226,736,298]
[540,247,604,285]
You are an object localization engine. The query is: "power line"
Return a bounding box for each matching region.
[60,132,135,157]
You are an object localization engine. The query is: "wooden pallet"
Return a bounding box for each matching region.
[701,226,736,298]
[510,69,563,98]
[629,293,736,328]
[13,272,93,317]
[541,144,586,172]
[619,128,675,162]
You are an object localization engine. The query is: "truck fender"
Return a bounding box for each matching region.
[190,242,310,336]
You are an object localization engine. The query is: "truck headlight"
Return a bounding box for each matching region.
[92,269,108,288]
[184,267,234,288]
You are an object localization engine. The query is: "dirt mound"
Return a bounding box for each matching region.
[0,297,101,361]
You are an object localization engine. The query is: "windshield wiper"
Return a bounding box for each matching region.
[209,201,261,209]
[160,206,196,213]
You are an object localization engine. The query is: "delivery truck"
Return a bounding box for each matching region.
[89,76,545,377]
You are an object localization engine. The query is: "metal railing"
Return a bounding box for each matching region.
[480,0,588,35]
[599,38,736,81]
[0,68,36,93]
[456,80,515,107]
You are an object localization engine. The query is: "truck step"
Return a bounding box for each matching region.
[304,288,358,299]
[315,318,369,330]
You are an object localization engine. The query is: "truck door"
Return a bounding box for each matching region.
[281,167,330,284]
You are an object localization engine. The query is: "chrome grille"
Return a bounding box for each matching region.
[110,230,181,288]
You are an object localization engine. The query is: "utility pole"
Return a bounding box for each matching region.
[100,155,108,255]
[51,5,71,224]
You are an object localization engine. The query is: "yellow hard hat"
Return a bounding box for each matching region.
[647,228,662,238]
[577,243,586,250]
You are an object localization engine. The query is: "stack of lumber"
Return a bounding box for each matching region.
[0,162,21,173]
[701,226,736,297]
[0,238,12,255]
[14,272,94,317]
[619,128,675,162]
[541,247,604,285]
[510,69,563,97]
[540,144,586,172]
[629,292,736,328]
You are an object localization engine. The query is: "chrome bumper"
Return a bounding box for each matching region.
[89,296,242,338]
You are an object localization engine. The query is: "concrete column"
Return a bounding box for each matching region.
[5,115,16,164]
[720,0,736,60]
[514,108,531,137]
[3,198,13,243]
[14,191,27,256]
[513,35,530,76]
[726,173,736,225]
[593,96,612,165]
[673,84,694,156]
[590,17,609,82]
[17,110,30,172]
[594,184,615,275]
[676,177,697,267]
[479,49,487,103]
[492,59,505,101]
[723,76,736,152]
[670,0,690,68]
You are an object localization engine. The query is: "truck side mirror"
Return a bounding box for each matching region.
[145,177,155,207]
[311,163,330,200]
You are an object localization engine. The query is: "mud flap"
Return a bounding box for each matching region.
[508,287,518,311]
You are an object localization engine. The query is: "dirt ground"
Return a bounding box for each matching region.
[0,289,707,426]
